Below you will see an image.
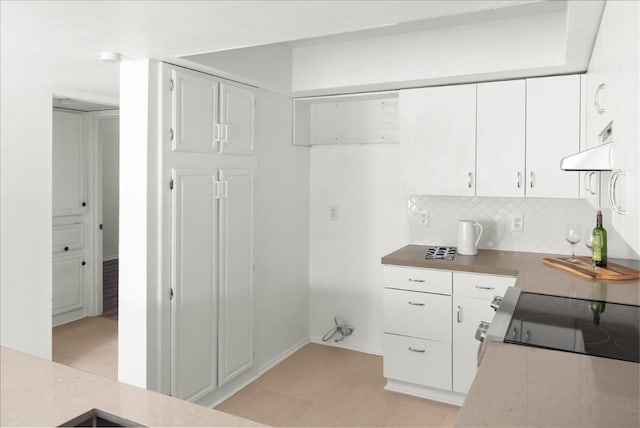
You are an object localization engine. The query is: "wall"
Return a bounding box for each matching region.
[184,43,293,95]
[100,117,120,260]
[292,10,567,94]
[0,70,53,360]
[253,89,310,369]
[309,144,408,355]
[409,196,639,259]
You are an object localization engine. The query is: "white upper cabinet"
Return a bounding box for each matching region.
[525,75,581,198]
[219,82,255,155]
[171,68,220,153]
[591,1,640,255]
[400,84,476,196]
[294,93,399,146]
[53,110,85,216]
[170,66,255,155]
[476,80,526,197]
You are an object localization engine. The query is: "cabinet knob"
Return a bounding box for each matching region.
[64,246,69,251]
[81,261,86,266]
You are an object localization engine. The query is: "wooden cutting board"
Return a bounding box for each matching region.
[542,256,640,280]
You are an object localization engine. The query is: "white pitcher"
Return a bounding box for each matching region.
[457,220,483,255]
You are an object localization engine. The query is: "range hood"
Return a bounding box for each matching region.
[560,142,613,171]
[561,121,614,171]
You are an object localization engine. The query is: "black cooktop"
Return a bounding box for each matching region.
[505,292,640,363]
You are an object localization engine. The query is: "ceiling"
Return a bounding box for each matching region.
[0,1,602,101]
[53,97,117,112]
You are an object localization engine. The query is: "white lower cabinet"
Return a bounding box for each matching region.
[452,295,496,394]
[170,168,255,401]
[52,253,85,316]
[383,265,516,404]
[383,334,452,391]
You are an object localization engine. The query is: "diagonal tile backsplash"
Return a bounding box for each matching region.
[408,195,639,259]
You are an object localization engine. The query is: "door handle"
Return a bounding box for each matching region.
[457,305,463,323]
[517,172,522,189]
[468,172,473,188]
[475,285,495,290]
[408,347,426,353]
[408,301,425,306]
[530,172,535,188]
[408,278,425,283]
[595,83,606,114]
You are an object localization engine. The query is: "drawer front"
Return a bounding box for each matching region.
[383,333,452,390]
[384,288,451,342]
[53,224,84,253]
[384,265,452,295]
[453,271,515,299]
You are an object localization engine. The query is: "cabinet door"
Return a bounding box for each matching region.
[452,295,495,394]
[383,333,452,391]
[383,288,452,342]
[609,0,640,255]
[476,80,525,197]
[53,110,85,216]
[219,82,255,155]
[171,67,219,153]
[400,85,476,196]
[53,254,84,315]
[218,169,254,386]
[171,169,219,401]
[526,75,581,198]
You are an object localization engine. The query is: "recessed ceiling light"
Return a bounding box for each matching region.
[100,51,122,63]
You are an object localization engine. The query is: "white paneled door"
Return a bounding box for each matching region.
[53,110,85,216]
[52,110,87,326]
[171,68,220,153]
[217,169,254,387]
[219,82,255,155]
[171,169,219,401]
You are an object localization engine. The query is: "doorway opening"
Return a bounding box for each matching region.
[51,95,120,379]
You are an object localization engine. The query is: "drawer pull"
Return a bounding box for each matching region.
[475,285,495,290]
[457,305,463,323]
[408,278,425,283]
[408,301,425,306]
[408,347,426,353]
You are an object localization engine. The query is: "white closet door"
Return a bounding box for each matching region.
[476,80,526,197]
[526,75,581,198]
[53,110,85,216]
[52,254,84,315]
[171,68,219,152]
[171,169,219,401]
[219,82,255,155]
[218,169,254,386]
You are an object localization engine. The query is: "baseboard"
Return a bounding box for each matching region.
[385,379,465,407]
[52,310,87,327]
[103,255,119,262]
[258,337,310,373]
[309,336,382,356]
[206,337,310,409]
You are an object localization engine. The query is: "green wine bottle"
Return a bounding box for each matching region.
[593,210,608,267]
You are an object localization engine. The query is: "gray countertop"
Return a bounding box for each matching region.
[0,347,262,427]
[382,245,640,305]
[381,245,640,428]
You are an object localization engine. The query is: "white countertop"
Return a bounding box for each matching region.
[0,347,262,427]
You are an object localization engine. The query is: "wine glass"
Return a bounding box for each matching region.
[565,224,581,263]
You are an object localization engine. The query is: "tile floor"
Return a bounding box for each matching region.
[52,319,460,427]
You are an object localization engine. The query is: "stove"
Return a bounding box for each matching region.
[424,246,456,260]
[480,288,640,364]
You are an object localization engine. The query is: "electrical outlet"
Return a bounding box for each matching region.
[511,214,524,232]
[418,210,430,226]
[329,205,339,221]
